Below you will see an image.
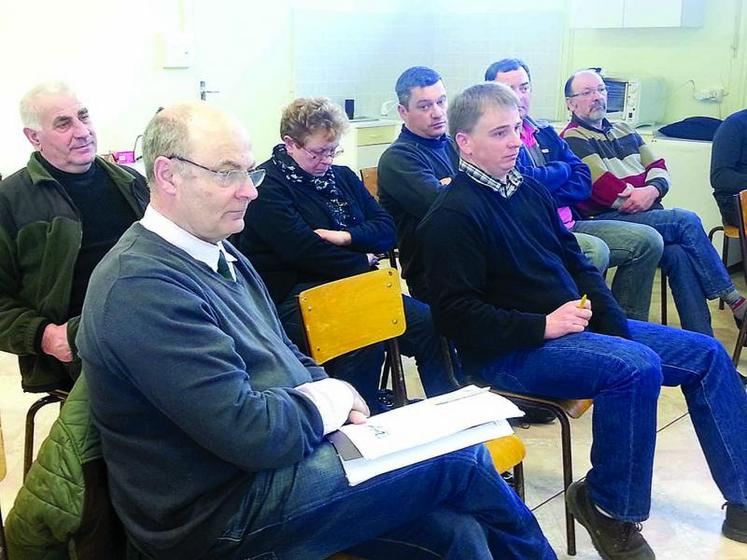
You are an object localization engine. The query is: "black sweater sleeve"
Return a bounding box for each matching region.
[243,178,369,280]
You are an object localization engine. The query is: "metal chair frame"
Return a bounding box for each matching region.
[24,389,69,478]
[730,192,747,365]
[490,391,591,556]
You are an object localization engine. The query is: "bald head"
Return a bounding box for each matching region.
[564,70,608,128]
[142,101,257,243]
[142,101,248,185]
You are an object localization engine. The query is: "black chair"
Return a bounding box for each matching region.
[24,389,69,478]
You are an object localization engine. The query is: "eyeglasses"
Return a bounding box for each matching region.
[300,145,345,161]
[567,86,607,99]
[168,155,265,188]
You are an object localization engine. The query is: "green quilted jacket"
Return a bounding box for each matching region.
[4,373,126,559]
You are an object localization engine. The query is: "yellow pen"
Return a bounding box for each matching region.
[578,294,588,309]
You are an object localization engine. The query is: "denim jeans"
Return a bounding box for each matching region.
[572,219,663,322]
[572,231,610,272]
[462,320,747,521]
[206,443,556,559]
[278,287,458,408]
[595,207,735,335]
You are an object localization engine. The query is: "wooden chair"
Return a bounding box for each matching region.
[491,390,592,556]
[708,223,741,310]
[24,389,69,478]
[730,192,747,365]
[299,268,409,407]
[359,167,379,201]
[1,413,7,560]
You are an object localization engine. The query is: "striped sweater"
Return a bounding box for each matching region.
[561,115,670,217]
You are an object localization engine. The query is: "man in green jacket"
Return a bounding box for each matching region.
[0,81,148,393]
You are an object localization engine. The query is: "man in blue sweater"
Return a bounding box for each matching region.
[419,82,747,560]
[377,66,458,302]
[486,59,663,322]
[76,101,555,560]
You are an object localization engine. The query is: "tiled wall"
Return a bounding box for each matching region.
[294,6,566,121]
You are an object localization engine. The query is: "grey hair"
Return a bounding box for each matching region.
[141,105,193,185]
[448,82,519,137]
[19,81,77,129]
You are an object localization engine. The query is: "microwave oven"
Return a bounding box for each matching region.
[602,76,666,127]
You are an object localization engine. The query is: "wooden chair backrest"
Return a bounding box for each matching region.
[299,268,405,364]
[737,191,747,286]
[359,167,379,200]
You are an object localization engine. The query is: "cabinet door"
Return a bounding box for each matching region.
[650,137,720,233]
[569,0,624,28]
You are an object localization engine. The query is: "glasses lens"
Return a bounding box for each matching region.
[248,168,265,187]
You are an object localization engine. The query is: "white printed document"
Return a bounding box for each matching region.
[327,386,524,486]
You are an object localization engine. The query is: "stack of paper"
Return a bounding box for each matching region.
[328,386,524,486]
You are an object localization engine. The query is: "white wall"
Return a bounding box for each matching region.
[0,0,293,177]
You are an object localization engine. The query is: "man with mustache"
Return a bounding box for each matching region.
[420,81,747,560]
[487,59,663,322]
[0,81,148,393]
[562,69,747,338]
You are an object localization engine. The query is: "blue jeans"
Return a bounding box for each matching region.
[572,231,610,272]
[278,288,458,407]
[206,443,556,559]
[596,207,735,335]
[462,320,747,521]
[572,219,663,322]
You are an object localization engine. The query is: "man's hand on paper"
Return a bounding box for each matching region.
[344,381,370,425]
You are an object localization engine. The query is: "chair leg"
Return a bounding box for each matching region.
[660,273,668,326]
[732,319,747,366]
[24,393,64,479]
[387,341,408,407]
[557,411,576,556]
[509,396,576,556]
[513,461,525,502]
[720,234,730,310]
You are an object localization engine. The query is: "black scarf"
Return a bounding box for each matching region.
[271,144,359,229]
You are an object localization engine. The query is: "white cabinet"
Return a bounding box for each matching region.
[337,120,400,173]
[649,135,728,254]
[570,0,624,29]
[570,0,704,28]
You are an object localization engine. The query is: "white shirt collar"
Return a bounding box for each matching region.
[139,205,236,276]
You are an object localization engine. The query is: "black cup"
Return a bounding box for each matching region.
[344,99,355,120]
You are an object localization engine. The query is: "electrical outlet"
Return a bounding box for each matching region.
[694,87,727,103]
